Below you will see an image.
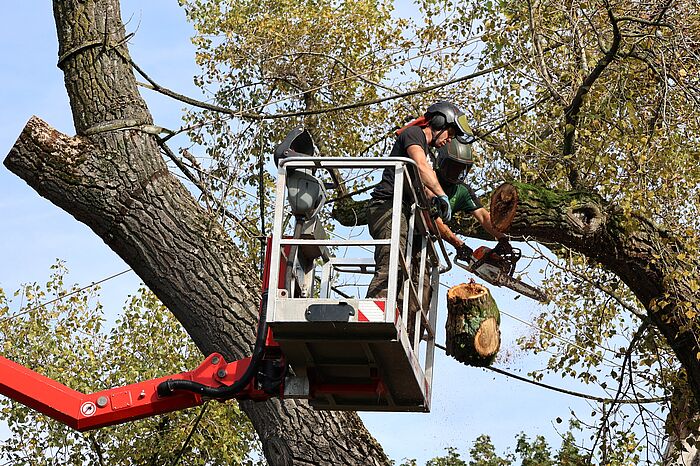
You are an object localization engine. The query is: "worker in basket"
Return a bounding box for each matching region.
[365,101,466,301]
[399,134,511,338]
[432,135,510,262]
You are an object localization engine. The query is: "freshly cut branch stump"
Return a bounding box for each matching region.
[490,182,518,233]
[446,283,501,367]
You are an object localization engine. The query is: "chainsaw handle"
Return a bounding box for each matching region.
[486,239,519,275]
[453,257,474,272]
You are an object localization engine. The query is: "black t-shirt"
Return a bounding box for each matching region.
[371,126,429,204]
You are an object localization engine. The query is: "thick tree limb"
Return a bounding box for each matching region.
[489,182,700,406]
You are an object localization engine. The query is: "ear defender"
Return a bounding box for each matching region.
[430,114,446,129]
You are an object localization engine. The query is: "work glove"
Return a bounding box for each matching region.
[432,194,452,222]
[455,243,473,262]
[492,237,513,256]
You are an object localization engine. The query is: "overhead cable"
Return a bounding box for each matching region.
[0,269,132,325]
[434,343,668,405]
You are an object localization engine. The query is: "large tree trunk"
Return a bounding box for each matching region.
[3,1,387,464]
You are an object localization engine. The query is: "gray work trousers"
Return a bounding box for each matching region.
[365,198,433,339]
[365,198,409,300]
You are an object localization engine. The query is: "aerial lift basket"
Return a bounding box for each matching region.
[267,129,451,412]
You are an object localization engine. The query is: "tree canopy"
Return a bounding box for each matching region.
[166,0,700,461]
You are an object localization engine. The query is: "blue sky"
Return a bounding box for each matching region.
[0,2,600,463]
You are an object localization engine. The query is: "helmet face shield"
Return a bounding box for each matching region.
[436,137,474,184]
[439,158,470,184]
[446,137,473,164]
[456,113,471,137]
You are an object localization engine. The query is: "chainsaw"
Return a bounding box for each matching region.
[454,245,549,303]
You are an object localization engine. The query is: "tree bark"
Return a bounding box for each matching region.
[445,283,501,367]
[3,1,388,464]
[333,196,369,227]
[487,182,700,407]
[663,390,700,465]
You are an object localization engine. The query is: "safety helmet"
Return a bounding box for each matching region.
[436,136,474,184]
[425,101,470,136]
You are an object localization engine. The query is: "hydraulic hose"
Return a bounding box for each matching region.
[157,291,270,399]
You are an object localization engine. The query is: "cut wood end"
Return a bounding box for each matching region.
[447,282,488,301]
[8,116,79,163]
[490,183,518,233]
[474,317,500,357]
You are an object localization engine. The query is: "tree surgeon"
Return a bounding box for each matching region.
[365,101,467,300]
[414,136,513,326]
[433,136,510,261]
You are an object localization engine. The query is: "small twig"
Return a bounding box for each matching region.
[157,139,261,240]
[616,16,674,30]
[282,51,401,94]
[589,322,649,461]
[527,0,566,103]
[88,432,106,466]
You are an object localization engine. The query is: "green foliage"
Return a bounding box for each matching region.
[468,435,513,466]
[555,432,587,466]
[514,433,554,466]
[399,432,587,466]
[426,446,468,466]
[177,0,483,262]
[0,262,261,465]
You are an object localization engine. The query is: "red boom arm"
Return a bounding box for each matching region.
[0,238,281,431]
[0,352,271,431]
